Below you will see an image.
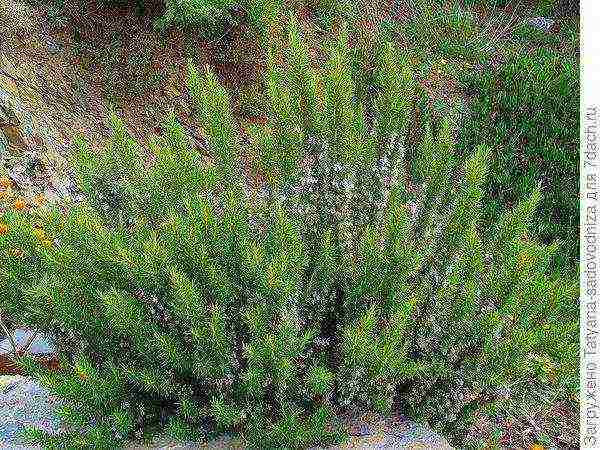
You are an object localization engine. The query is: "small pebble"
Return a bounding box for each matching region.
[527,17,555,32]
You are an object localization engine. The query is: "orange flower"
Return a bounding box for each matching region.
[13,198,26,210]
[33,194,46,206]
[531,445,545,450]
[0,223,8,235]
[0,177,12,189]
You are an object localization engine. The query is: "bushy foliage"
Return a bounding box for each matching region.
[460,46,579,268]
[154,0,283,36]
[154,0,238,31]
[44,0,284,37]
[0,18,577,448]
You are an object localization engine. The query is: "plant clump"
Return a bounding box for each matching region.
[0,17,577,449]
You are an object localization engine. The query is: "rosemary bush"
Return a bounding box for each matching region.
[0,18,577,448]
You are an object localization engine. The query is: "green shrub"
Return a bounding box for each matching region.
[459,46,579,268]
[42,0,284,37]
[245,0,284,40]
[401,1,493,63]
[154,0,238,32]
[154,0,283,37]
[0,18,577,448]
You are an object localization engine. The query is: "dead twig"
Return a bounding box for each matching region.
[0,311,17,355]
[18,329,40,355]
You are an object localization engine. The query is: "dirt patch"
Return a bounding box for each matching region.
[1,0,266,151]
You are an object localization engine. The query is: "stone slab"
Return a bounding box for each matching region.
[0,329,55,355]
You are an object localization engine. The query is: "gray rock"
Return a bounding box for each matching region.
[132,415,453,450]
[527,16,555,32]
[131,435,244,449]
[0,131,7,154]
[0,64,75,205]
[321,412,453,450]
[0,375,60,448]
[0,329,55,355]
[46,40,61,54]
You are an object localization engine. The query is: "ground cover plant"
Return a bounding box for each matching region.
[457,13,579,273]
[389,0,580,273]
[395,4,580,444]
[39,0,285,36]
[0,16,578,449]
[460,44,579,269]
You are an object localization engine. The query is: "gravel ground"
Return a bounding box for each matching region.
[0,375,61,448]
